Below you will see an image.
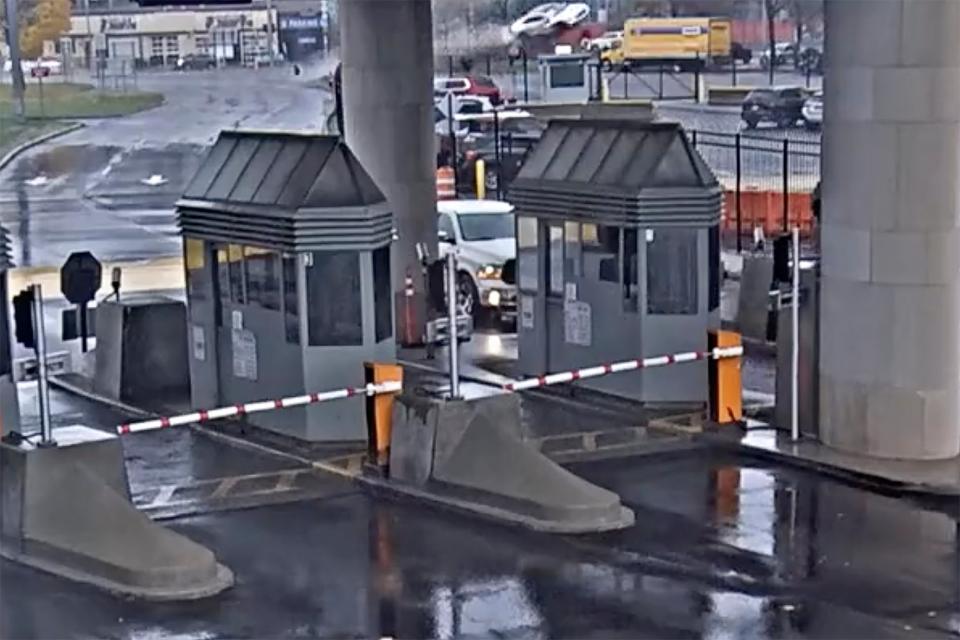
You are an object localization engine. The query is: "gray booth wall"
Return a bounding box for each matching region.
[185,239,395,442]
[518,218,719,405]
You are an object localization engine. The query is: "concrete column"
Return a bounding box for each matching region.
[820,0,960,459]
[340,0,436,301]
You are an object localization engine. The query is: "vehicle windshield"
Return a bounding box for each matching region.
[457,212,515,241]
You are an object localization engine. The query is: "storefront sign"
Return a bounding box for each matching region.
[280,15,320,30]
[102,16,137,32]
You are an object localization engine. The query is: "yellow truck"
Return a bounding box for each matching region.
[602,17,732,71]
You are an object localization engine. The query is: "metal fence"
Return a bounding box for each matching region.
[688,130,821,251]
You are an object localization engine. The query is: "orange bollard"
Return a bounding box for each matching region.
[708,330,743,424]
[364,362,404,469]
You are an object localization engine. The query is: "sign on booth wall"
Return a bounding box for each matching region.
[564,300,592,347]
[192,325,206,362]
[232,329,258,380]
[520,297,534,330]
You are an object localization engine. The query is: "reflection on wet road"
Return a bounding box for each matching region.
[4,391,957,639]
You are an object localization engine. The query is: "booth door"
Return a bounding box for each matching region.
[641,227,709,404]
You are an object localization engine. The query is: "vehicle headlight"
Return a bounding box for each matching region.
[477,264,502,280]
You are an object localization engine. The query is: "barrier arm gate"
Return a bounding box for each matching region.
[116,343,743,436]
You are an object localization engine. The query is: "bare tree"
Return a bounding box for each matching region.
[763,0,788,83]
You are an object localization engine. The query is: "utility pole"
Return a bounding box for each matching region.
[4,0,26,119]
[265,0,276,63]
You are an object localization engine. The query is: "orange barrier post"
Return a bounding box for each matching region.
[708,329,742,424]
[364,362,404,469]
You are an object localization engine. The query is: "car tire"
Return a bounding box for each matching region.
[743,117,758,130]
[457,273,479,319]
[778,115,794,129]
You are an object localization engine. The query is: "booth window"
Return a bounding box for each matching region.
[184,238,208,301]
[708,225,720,311]
[564,222,581,280]
[647,228,698,315]
[244,247,281,311]
[282,255,300,344]
[228,244,245,305]
[623,229,638,312]
[550,63,584,88]
[373,246,392,342]
[548,225,564,297]
[517,216,538,291]
[306,251,363,346]
[583,224,620,284]
[215,244,230,304]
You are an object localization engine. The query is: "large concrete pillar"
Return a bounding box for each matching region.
[820,0,960,459]
[340,0,436,317]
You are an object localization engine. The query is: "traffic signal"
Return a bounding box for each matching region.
[12,288,35,349]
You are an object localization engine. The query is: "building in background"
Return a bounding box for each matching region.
[62,0,329,68]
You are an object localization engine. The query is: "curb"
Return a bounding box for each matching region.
[0,121,84,172]
[702,431,960,500]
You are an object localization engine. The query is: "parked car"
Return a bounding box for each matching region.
[730,42,753,64]
[3,57,63,75]
[456,111,544,193]
[758,42,796,69]
[802,90,823,129]
[741,86,809,129]
[437,199,517,323]
[582,30,623,51]
[176,53,216,70]
[433,75,503,105]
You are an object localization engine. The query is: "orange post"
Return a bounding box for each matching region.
[708,329,742,424]
[364,362,404,468]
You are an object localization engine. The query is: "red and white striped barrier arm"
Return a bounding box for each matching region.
[116,380,403,435]
[502,346,743,392]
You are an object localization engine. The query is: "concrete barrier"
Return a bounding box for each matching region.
[94,297,190,404]
[707,86,754,106]
[389,392,634,533]
[1,425,233,599]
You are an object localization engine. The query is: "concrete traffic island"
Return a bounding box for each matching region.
[379,392,635,533]
[0,425,233,600]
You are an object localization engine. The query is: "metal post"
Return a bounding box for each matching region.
[623,66,628,99]
[485,55,491,76]
[265,0,276,64]
[448,55,454,77]
[658,64,664,99]
[691,129,698,148]
[446,251,460,399]
[493,108,502,200]
[782,138,790,231]
[790,227,800,442]
[522,49,529,102]
[732,55,737,86]
[735,133,743,253]
[447,91,458,193]
[31,284,55,447]
[79,302,88,352]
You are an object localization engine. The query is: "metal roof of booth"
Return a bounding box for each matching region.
[508,120,722,227]
[0,224,10,271]
[177,131,392,251]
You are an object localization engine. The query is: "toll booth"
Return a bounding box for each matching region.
[509,119,722,405]
[176,131,394,442]
[538,52,594,103]
[0,224,18,434]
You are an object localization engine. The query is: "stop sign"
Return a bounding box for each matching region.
[61,252,102,305]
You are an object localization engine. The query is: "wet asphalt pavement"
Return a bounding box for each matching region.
[4,390,958,639]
